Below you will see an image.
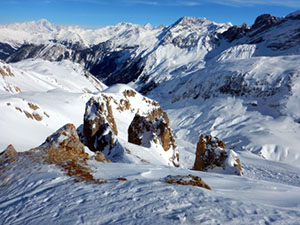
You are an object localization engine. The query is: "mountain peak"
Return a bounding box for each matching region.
[172,16,212,27]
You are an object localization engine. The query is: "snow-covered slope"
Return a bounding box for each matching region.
[2,11,300,225]
[0,59,105,151]
[1,151,300,225]
[149,54,300,168]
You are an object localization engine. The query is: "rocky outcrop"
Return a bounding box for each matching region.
[165,174,211,190]
[38,123,108,182]
[0,64,14,77]
[221,23,249,42]
[80,86,179,166]
[128,108,179,167]
[0,124,109,184]
[0,144,18,171]
[83,96,124,161]
[251,14,278,31]
[39,123,89,164]
[193,134,242,175]
[0,144,18,158]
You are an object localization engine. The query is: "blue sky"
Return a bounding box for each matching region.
[1,0,300,27]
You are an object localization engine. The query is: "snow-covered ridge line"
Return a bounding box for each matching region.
[0,18,162,47]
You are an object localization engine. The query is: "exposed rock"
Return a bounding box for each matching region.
[221,23,249,42]
[28,102,39,110]
[40,123,89,165]
[83,96,124,161]
[0,144,18,158]
[43,112,50,118]
[249,14,278,37]
[193,134,242,175]
[117,177,127,181]
[252,14,278,30]
[32,112,43,121]
[286,10,300,20]
[0,65,14,77]
[37,123,103,182]
[165,174,211,190]
[0,124,108,184]
[94,151,108,162]
[128,110,179,167]
[123,89,136,98]
[24,110,34,120]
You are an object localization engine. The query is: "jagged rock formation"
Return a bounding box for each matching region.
[80,85,179,166]
[83,95,124,161]
[37,123,106,182]
[128,111,179,167]
[165,174,211,190]
[193,135,242,175]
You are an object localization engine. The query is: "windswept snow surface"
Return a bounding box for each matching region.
[1,153,300,225]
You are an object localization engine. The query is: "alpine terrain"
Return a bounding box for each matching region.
[1,11,300,225]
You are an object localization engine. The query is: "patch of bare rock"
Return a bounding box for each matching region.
[165,174,211,190]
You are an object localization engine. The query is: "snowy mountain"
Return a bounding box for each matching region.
[1,11,300,224]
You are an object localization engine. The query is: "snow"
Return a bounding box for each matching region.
[1,14,300,224]
[1,154,300,225]
[1,58,300,224]
[0,59,105,151]
[0,19,162,48]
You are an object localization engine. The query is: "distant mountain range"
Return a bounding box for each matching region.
[1,11,299,95]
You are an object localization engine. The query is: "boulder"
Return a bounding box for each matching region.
[83,96,124,161]
[128,108,179,167]
[193,134,242,175]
